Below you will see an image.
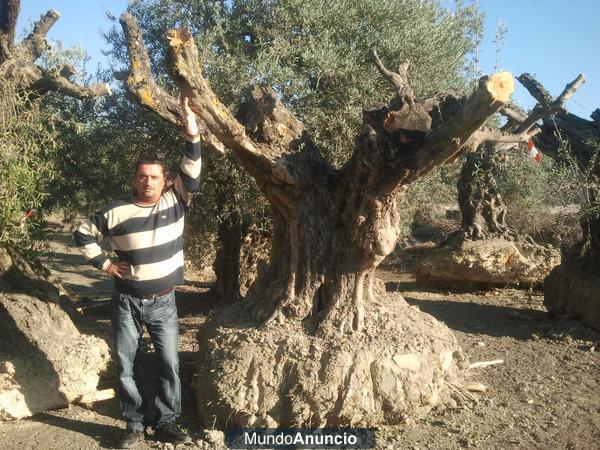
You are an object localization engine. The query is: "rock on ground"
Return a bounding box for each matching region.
[0,246,110,420]
[195,295,468,427]
[415,238,560,288]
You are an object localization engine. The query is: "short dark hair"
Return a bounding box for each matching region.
[133,154,166,177]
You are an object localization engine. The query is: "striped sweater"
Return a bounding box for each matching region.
[74,138,201,297]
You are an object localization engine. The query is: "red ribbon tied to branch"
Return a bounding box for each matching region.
[527,140,541,163]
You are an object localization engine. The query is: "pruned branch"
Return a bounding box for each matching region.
[119,13,182,125]
[165,26,296,186]
[469,125,540,150]
[415,72,514,175]
[514,73,586,134]
[517,73,553,106]
[499,104,527,123]
[14,9,60,62]
[499,73,596,162]
[166,28,255,153]
[118,13,225,156]
[556,73,585,107]
[342,72,515,199]
[371,48,414,105]
[30,70,111,99]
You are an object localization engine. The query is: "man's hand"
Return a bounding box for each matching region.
[181,96,199,138]
[106,261,132,279]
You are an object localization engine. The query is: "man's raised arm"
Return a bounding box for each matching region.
[173,96,202,206]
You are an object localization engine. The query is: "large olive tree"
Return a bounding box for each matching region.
[113,1,537,424]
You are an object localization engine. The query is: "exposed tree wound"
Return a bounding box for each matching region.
[14,9,60,62]
[117,13,224,156]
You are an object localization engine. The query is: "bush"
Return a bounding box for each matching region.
[497,144,585,247]
[0,80,57,253]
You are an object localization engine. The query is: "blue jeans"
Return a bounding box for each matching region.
[111,290,181,431]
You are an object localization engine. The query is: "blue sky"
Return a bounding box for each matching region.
[17,0,600,119]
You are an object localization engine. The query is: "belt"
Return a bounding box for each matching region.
[139,287,174,300]
[115,285,174,299]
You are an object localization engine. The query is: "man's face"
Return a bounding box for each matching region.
[134,163,166,203]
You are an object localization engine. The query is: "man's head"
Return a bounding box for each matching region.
[133,155,167,204]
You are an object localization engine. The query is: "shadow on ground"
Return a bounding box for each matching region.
[33,412,119,448]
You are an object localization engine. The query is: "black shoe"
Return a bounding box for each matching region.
[116,429,144,448]
[155,422,191,444]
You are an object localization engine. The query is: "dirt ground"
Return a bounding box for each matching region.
[1,224,599,449]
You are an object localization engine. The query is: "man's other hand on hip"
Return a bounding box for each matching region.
[106,261,132,279]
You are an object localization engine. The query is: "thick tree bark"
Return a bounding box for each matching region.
[213,212,271,301]
[0,1,110,99]
[119,16,520,331]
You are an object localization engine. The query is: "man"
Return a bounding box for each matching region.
[74,97,201,448]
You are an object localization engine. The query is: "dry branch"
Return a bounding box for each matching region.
[517,73,553,106]
[118,13,225,156]
[31,70,112,99]
[371,48,414,104]
[498,72,591,161]
[514,73,586,134]
[447,381,479,403]
[469,359,504,369]
[463,382,487,393]
[15,9,60,62]
[74,388,116,405]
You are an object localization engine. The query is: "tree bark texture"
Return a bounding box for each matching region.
[213,213,271,301]
[118,16,518,332]
[0,0,110,99]
[213,216,243,302]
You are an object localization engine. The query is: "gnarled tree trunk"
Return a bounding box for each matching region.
[458,143,511,240]
[119,15,518,426]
